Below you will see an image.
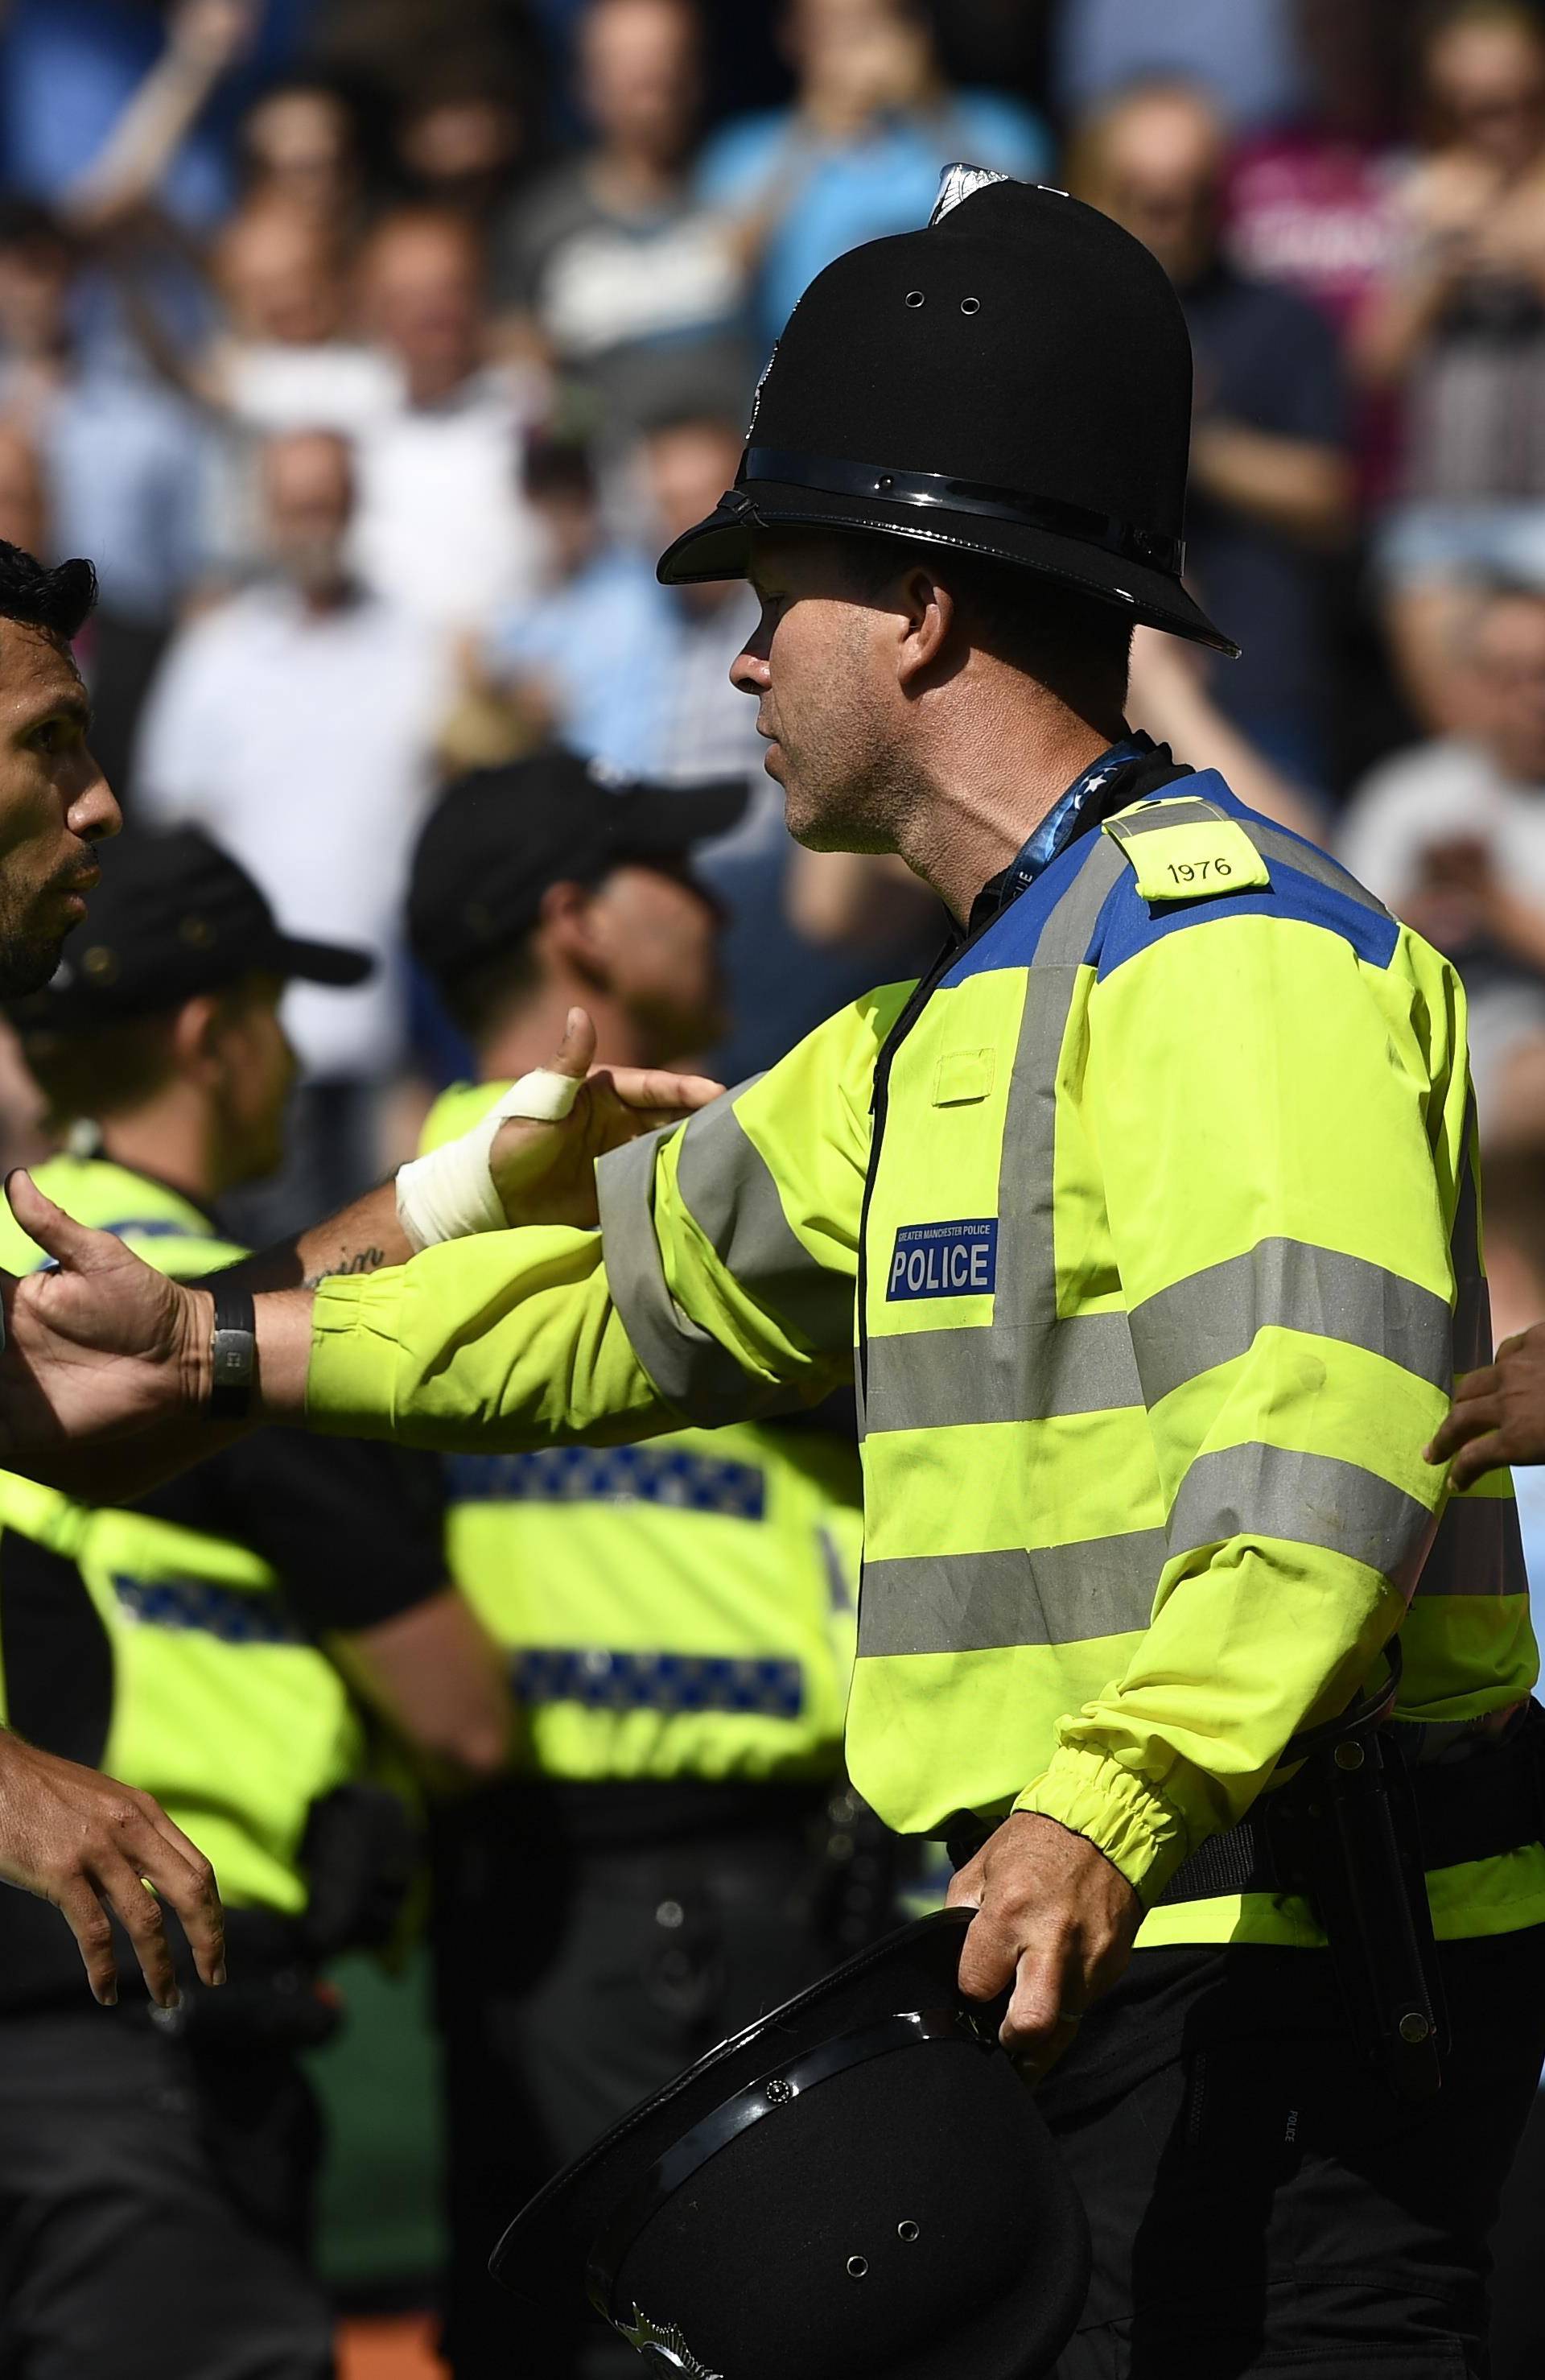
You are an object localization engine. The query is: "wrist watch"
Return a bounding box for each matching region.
[208,1282,257,1421]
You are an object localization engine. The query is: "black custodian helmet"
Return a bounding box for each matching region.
[490,1909,1090,2379]
[658,166,1238,658]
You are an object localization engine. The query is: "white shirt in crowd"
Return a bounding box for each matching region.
[1337,737,1545,913]
[216,340,401,440]
[132,581,447,1081]
[349,365,548,631]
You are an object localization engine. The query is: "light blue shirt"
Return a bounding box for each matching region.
[36,369,213,625]
[486,550,669,774]
[697,93,1050,350]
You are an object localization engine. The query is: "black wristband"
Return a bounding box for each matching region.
[208,1281,257,1421]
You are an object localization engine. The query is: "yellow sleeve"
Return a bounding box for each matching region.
[1015,911,1471,1899]
[305,987,910,1448]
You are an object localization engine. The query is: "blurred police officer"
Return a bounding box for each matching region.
[0,827,510,2380]
[407,754,878,2378]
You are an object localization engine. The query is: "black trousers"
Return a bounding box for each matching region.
[1036,1928,1545,2378]
[431,1809,844,2380]
[0,2007,332,2380]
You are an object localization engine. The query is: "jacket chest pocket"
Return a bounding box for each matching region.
[933,1047,995,1106]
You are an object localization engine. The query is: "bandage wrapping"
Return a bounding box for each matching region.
[394,1067,582,1252]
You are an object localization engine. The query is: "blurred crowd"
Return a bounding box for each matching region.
[11,0,1545,1219]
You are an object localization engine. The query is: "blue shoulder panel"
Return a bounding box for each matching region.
[941,774,1399,988]
[1089,779,1399,980]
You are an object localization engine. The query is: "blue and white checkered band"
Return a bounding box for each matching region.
[112,1574,301,1647]
[611,2306,723,2378]
[442,1443,767,1520]
[508,1648,805,1719]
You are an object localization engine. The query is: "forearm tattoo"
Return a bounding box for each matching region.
[301,1246,387,1291]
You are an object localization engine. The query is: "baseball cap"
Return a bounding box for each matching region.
[407,749,748,993]
[7,825,373,1034]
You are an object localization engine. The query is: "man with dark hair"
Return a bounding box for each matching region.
[0,823,509,2379]
[4,179,1542,2376]
[0,540,230,2012]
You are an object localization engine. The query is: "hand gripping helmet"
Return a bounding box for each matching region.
[658,166,1238,658]
[489,1909,1091,2379]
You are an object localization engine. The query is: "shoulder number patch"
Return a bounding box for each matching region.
[1102,800,1271,905]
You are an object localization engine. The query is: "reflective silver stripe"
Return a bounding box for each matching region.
[595,1129,801,1425]
[863,1311,1140,1433]
[1129,1239,1452,1409]
[1168,1443,1437,1591]
[1104,796,1233,843]
[1451,1107,1489,1379]
[674,1090,852,1355]
[865,831,1138,1447]
[857,1530,1166,1657]
[1241,823,1392,917]
[1414,1491,1528,1598]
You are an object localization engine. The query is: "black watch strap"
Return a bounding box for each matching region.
[208,1282,257,1421]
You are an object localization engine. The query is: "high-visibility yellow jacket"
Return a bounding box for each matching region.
[423,1083,860,1785]
[0,1157,362,1914]
[307,774,1545,1948]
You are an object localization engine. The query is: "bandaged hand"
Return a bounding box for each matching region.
[396,1008,725,1250]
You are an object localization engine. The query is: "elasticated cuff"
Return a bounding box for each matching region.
[1013,1746,1193,1904]
[305,1268,410,1434]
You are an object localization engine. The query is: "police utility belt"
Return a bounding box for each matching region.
[1156,1641,1545,2102]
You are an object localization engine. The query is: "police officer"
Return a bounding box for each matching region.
[406,753,875,2377]
[0,826,510,2380]
[10,178,1545,2375]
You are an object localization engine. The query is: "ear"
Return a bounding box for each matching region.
[894,563,956,691]
[534,879,602,972]
[169,993,223,1079]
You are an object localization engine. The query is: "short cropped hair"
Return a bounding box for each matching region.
[838,534,1134,713]
[0,540,97,642]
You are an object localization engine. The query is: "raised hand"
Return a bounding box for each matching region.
[0,1730,225,2007]
[489,1007,725,1231]
[0,1172,210,1457]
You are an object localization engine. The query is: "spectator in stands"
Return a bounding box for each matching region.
[496,0,748,443]
[352,207,549,632]
[1072,77,1354,781]
[0,424,47,559]
[1358,2,1545,732]
[1340,580,1545,1143]
[236,77,367,233]
[396,52,537,226]
[0,197,214,790]
[473,427,660,768]
[202,196,395,439]
[698,0,1048,353]
[132,427,447,1231]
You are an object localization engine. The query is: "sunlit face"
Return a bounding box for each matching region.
[1088,92,1225,288]
[0,623,118,996]
[217,205,342,346]
[585,864,727,1061]
[581,0,700,160]
[242,89,356,217]
[363,221,484,388]
[262,429,354,592]
[1472,595,1545,783]
[209,975,299,1187]
[731,530,897,852]
[1429,20,1545,170]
